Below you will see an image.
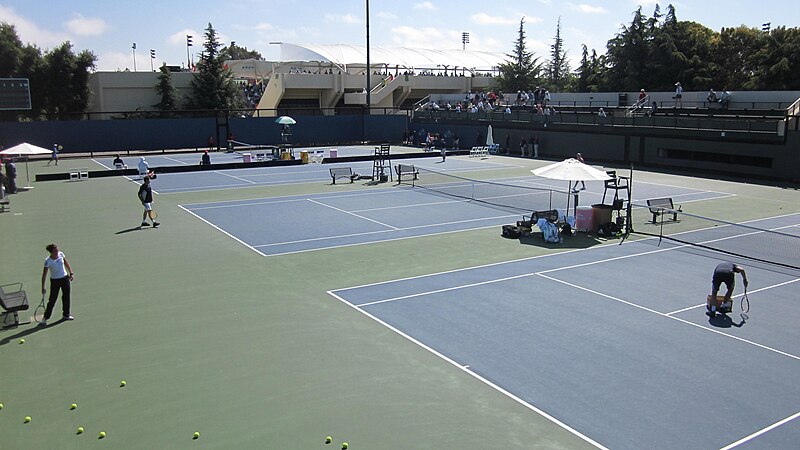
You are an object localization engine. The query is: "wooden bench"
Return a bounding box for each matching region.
[647,197,681,224]
[329,167,356,184]
[395,164,419,184]
[0,282,30,328]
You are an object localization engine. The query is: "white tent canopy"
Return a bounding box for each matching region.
[278,43,504,72]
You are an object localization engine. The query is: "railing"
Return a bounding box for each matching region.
[625,95,649,117]
[413,109,785,136]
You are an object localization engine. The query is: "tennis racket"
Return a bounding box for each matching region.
[150,210,158,220]
[741,285,750,313]
[34,293,46,323]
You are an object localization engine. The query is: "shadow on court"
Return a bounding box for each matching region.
[709,313,748,328]
[0,320,65,346]
[115,226,148,235]
[517,232,608,249]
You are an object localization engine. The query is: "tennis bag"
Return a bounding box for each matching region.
[502,224,521,239]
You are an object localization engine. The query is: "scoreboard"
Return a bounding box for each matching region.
[0,78,32,110]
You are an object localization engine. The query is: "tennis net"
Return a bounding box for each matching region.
[400,167,573,215]
[631,203,800,271]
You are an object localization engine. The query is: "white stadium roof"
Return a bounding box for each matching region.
[278,43,505,71]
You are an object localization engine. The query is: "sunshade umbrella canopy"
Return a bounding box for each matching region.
[0,142,53,189]
[486,124,494,146]
[531,158,612,181]
[275,116,297,125]
[0,142,52,156]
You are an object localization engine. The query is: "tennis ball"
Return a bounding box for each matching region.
[0,403,4,410]
[325,436,332,444]
[120,380,126,387]
[341,443,348,449]
[24,416,31,423]
[98,431,106,438]
[77,426,84,434]
[193,431,200,439]
[19,338,25,344]
[70,403,77,410]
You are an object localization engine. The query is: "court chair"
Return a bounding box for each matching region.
[602,170,630,205]
[0,282,30,328]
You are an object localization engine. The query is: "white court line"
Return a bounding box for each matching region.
[720,410,800,450]
[163,156,190,165]
[537,273,800,361]
[177,205,266,258]
[327,290,609,450]
[213,170,257,184]
[91,158,112,169]
[253,213,516,249]
[666,278,800,315]
[306,198,400,230]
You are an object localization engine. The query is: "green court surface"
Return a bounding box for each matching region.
[1,154,798,449]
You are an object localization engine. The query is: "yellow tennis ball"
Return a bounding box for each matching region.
[99,431,106,438]
[341,443,348,449]
[24,416,31,423]
[0,403,4,410]
[70,403,77,410]
[77,426,84,434]
[120,380,126,387]
[193,431,200,439]
[19,339,25,344]
[325,436,332,444]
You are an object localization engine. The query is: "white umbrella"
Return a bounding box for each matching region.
[275,116,296,125]
[0,142,53,189]
[531,158,612,219]
[485,124,494,146]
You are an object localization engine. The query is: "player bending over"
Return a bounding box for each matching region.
[707,262,748,317]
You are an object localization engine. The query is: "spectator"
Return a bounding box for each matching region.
[719,89,731,108]
[3,158,17,194]
[598,108,607,117]
[674,82,683,108]
[519,138,527,157]
[707,89,718,104]
[532,136,539,158]
[201,150,211,165]
[647,101,659,117]
[639,89,648,103]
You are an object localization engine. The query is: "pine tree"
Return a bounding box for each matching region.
[153,63,179,115]
[546,17,571,90]
[186,23,243,113]
[496,18,542,93]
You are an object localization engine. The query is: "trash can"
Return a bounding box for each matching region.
[575,206,594,232]
[281,150,291,160]
[300,151,309,164]
[242,153,252,163]
[592,204,614,229]
[330,149,338,158]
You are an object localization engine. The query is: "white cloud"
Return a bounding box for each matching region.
[0,5,69,47]
[377,11,398,20]
[95,51,134,72]
[65,14,109,37]
[168,29,201,47]
[413,2,436,11]
[569,4,609,14]
[390,25,446,48]
[471,13,518,26]
[252,22,274,31]
[324,13,361,24]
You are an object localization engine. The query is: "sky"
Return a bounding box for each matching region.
[0,1,796,72]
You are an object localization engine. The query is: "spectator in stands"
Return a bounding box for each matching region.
[707,89,718,104]
[674,82,683,108]
[504,106,512,114]
[719,89,731,108]
[598,108,607,117]
[639,89,648,103]
[543,89,551,107]
[647,101,659,117]
[519,138,527,157]
[201,150,211,165]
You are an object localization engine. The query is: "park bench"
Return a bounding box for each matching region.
[647,197,681,224]
[395,164,419,184]
[329,167,356,184]
[0,282,30,328]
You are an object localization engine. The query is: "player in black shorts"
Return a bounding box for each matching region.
[708,262,748,317]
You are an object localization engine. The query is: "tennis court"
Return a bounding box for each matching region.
[2,152,798,449]
[331,214,800,449]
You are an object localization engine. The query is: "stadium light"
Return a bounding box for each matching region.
[762,22,771,32]
[186,35,193,69]
[132,43,137,71]
[462,32,470,50]
[150,49,156,72]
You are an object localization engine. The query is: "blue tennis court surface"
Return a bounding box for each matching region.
[181,174,732,256]
[330,214,800,450]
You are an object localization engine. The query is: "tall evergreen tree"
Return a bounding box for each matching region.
[496,18,542,93]
[187,23,243,113]
[153,63,179,115]
[546,17,571,90]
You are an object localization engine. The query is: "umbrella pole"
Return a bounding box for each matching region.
[23,157,34,189]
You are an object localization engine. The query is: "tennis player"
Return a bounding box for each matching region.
[138,177,159,228]
[40,243,74,325]
[707,262,748,317]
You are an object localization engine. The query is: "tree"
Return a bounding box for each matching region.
[41,42,96,120]
[186,23,243,113]
[0,23,22,77]
[545,17,571,90]
[153,63,179,115]
[496,18,542,93]
[222,43,262,60]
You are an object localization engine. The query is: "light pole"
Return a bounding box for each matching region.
[366,0,371,110]
[132,43,137,71]
[186,35,193,70]
[462,32,470,50]
[150,49,155,72]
